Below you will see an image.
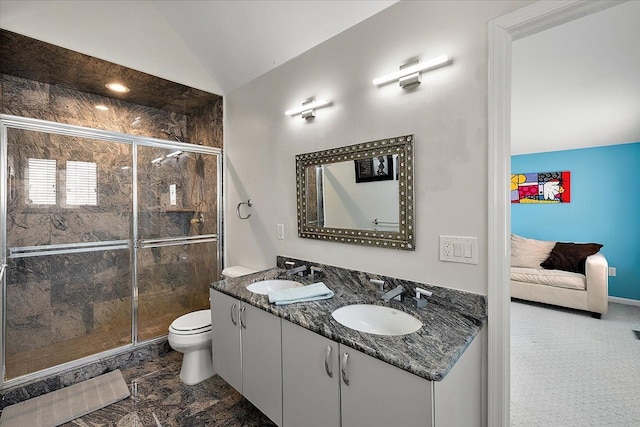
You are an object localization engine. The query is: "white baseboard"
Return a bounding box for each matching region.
[609,296,640,307]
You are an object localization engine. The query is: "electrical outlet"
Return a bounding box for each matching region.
[608,267,616,277]
[277,224,285,240]
[440,235,478,265]
[442,240,453,257]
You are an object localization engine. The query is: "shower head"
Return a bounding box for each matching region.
[161,129,184,143]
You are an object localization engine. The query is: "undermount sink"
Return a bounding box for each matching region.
[246,279,303,295]
[331,304,423,336]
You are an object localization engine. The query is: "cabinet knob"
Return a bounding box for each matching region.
[341,352,350,386]
[324,345,333,378]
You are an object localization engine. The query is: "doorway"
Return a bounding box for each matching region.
[487,1,624,425]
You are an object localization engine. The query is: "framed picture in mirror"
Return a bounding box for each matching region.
[354,155,394,183]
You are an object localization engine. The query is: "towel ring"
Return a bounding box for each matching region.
[236,199,252,220]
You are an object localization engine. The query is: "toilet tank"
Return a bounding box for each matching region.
[221,265,256,279]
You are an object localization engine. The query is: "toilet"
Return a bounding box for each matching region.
[168,266,256,385]
[168,309,214,385]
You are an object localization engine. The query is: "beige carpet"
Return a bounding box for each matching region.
[0,370,130,427]
[511,300,640,426]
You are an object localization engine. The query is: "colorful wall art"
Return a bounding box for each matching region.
[511,171,571,203]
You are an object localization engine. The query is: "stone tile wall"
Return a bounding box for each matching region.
[1,71,221,379]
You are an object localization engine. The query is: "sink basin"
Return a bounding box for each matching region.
[331,304,422,336]
[246,279,303,295]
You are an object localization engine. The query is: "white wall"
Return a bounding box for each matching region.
[225,0,528,294]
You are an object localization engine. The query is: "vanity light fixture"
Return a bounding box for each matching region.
[105,82,130,93]
[285,98,331,120]
[151,156,164,164]
[373,55,450,88]
[95,104,109,111]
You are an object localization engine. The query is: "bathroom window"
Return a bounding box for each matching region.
[66,161,97,206]
[27,158,57,205]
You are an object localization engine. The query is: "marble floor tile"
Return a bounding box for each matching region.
[61,351,276,427]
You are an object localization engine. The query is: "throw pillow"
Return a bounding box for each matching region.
[511,234,556,269]
[540,242,603,274]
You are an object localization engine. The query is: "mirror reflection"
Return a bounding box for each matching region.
[296,134,414,250]
[306,156,399,231]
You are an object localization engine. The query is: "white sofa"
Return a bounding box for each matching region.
[510,234,608,318]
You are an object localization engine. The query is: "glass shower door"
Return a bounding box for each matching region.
[136,145,220,342]
[2,127,132,380]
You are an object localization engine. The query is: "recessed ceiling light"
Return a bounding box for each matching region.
[105,82,130,93]
[95,104,109,111]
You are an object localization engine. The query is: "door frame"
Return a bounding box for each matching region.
[487,1,623,425]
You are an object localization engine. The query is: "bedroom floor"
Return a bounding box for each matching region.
[511,300,640,426]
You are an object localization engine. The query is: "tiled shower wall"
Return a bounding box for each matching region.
[1,73,222,373]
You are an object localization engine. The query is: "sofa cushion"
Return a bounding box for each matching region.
[540,242,603,274]
[511,267,586,290]
[511,234,556,269]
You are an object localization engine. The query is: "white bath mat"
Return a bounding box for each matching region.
[0,369,130,427]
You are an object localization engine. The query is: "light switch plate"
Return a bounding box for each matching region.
[439,236,478,264]
[277,224,285,240]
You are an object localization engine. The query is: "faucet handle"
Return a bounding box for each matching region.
[414,287,432,308]
[370,279,385,295]
[285,261,295,269]
[310,266,323,280]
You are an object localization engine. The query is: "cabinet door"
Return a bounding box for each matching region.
[340,344,433,427]
[242,303,283,426]
[210,289,242,392]
[282,320,340,427]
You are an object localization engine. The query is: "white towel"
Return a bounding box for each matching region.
[268,282,334,305]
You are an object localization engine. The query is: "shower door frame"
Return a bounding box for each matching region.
[0,114,222,388]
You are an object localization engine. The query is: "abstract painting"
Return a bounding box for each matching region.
[511,171,571,203]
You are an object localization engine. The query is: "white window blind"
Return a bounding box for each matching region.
[66,161,97,206]
[27,158,57,205]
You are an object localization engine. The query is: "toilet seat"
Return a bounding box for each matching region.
[169,310,212,335]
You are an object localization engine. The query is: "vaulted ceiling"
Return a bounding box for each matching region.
[512,0,640,154]
[1,0,639,154]
[0,0,397,95]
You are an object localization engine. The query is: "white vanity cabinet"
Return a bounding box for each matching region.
[210,289,283,426]
[281,320,341,427]
[281,320,433,427]
[340,343,433,427]
[211,290,242,390]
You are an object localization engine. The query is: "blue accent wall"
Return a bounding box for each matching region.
[512,142,640,301]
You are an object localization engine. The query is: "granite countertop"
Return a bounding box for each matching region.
[210,261,487,382]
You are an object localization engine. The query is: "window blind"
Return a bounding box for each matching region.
[27,158,57,205]
[66,161,97,206]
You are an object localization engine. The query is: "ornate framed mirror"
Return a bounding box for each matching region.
[296,134,415,250]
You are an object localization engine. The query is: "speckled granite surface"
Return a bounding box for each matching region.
[58,351,275,427]
[212,256,487,382]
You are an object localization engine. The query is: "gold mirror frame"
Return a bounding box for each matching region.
[296,134,415,250]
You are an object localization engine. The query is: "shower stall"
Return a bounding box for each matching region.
[0,115,221,386]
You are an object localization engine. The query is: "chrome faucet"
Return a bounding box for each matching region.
[286,265,308,276]
[381,285,405,302]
